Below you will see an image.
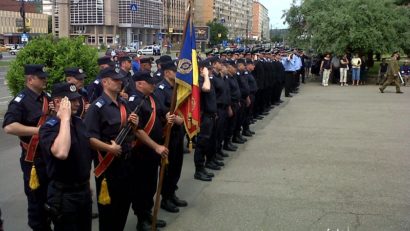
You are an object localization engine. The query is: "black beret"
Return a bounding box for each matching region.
[245,59,254,65]
[133,71,158,84]
[199,59,212,69]
[51,82,81,100]
[99,67,122,80]
[64,67,86,80]
[24,64,48,78]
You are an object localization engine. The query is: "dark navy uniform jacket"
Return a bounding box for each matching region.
[87,75,103,103]
[246,71,258,94]
[128,90,166,160]
[227,74,241,103]
[39,116,92,183]
[212,72,230,107]
[236,71,250,100]
[76,87,89,118]
[119,69,137,96]
[199,75,217,114]
[154,79,185,139]
[3,87,50,145]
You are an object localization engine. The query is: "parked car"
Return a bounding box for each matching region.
[137,45,161,55]
[4,44,15,50]
[0,45,7,52]
[9,49,20,55]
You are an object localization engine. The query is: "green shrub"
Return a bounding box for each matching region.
[6,35,99,96]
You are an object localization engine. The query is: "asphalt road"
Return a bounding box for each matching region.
[1,71,410,230]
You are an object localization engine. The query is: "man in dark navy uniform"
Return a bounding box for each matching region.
[128,71,169,231]
[39,83,94,231]
[3,64,51,231]
[223,60,240,152]
[233,59,250,144]
[118,56,137,99]
[84,67,139,231]
[65,67,90,118]
[243,59,257,137]
[87,56,115,102]
[139,57,154,72]
[154,55,172,81]
[193,60,218,181]
[153,61,188,214]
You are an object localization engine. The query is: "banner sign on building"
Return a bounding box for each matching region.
[195,26,210,42]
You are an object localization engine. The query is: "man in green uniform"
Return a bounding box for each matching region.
[379,52,403,94]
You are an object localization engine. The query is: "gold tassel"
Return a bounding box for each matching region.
[29,165,40,190]
[188,139,193,152]
[98,178,111,205]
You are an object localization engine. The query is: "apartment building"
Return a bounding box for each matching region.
[194,0,253,41]
[0,0,48,44]
[251,0,269,41]
[162,0,187,45]
[53,0,163,47]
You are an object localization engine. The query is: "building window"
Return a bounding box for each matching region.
[106,36,113,44]
[87,36,96,44]
[98,36,104,44]
[70,0,104,25]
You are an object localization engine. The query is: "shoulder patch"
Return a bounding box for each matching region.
[13,93,25,103]
[46,92,51,98]
[45,118,59,127]
[156,72,162,76]
[94,79,100,84]
[210,76,213,80]
[236,72,240,76]
[244,71,248,74]
[95,98,106,108]
[159,84,165,90]
[129,95,136,102]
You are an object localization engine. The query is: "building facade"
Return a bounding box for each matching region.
[162,0,187,48]
[53,0,163,47]
[251,0,269,41]
[194,0,253,41]
[0,0,48,45]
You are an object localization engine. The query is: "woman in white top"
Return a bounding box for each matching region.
[351,54,362,86]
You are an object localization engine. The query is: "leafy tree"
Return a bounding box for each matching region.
[6,35,99,96]
[283,0,410,56]
[206,20,228,46]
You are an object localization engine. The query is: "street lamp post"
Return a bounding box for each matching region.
[166,0,171,54]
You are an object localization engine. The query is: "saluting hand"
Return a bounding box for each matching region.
[108,140,122,156]
[119,92,129,100]
[227,106,233,118]
[201,66,209,77]
[57,97,71,122]
[84,102,90,112]
[155,145,169,158]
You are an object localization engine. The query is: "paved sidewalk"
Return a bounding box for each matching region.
[158,83,410,231]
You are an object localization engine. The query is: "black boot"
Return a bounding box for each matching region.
[242,130,253,137]
[212,159,224,167]
[217,149,229,157]
[194,167,212,181]
[171,194,188,207]
[137,218,158,231]
[161,198,179,213]
[232,135,245,144]
[205,161,221,170]
[228,141,238,149]
[148,215,167,228]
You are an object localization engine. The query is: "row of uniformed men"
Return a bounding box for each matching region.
[2,54,189,231]
[2,48,303,231]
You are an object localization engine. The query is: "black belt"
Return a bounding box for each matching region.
[202,112,217,118]
[285,71,295,73]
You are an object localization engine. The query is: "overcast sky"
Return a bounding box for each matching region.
[259,0,299,29]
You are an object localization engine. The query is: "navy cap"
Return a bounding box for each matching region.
[24,64,48,78]
[236,59,246,65]
[140,57,154,64]
[133,71,158,84]
[226,60,236,66]
[64,67,86,80]
[99,67,122,80]
[97,56,114,66]
[199,59,212,69]
[118,56,132,63]
[161,61,177,72]
[208,56,221,64]
[155,55,172,64]
[51,82,81,100]
[245,59,254,65]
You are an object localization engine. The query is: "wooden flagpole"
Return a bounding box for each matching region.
[151,1,193,230]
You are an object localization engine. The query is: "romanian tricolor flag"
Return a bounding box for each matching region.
[175,5,200,139]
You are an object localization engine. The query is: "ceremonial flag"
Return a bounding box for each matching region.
[175,5,200,139]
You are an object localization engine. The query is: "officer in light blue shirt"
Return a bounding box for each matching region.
[281,50,299,97]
